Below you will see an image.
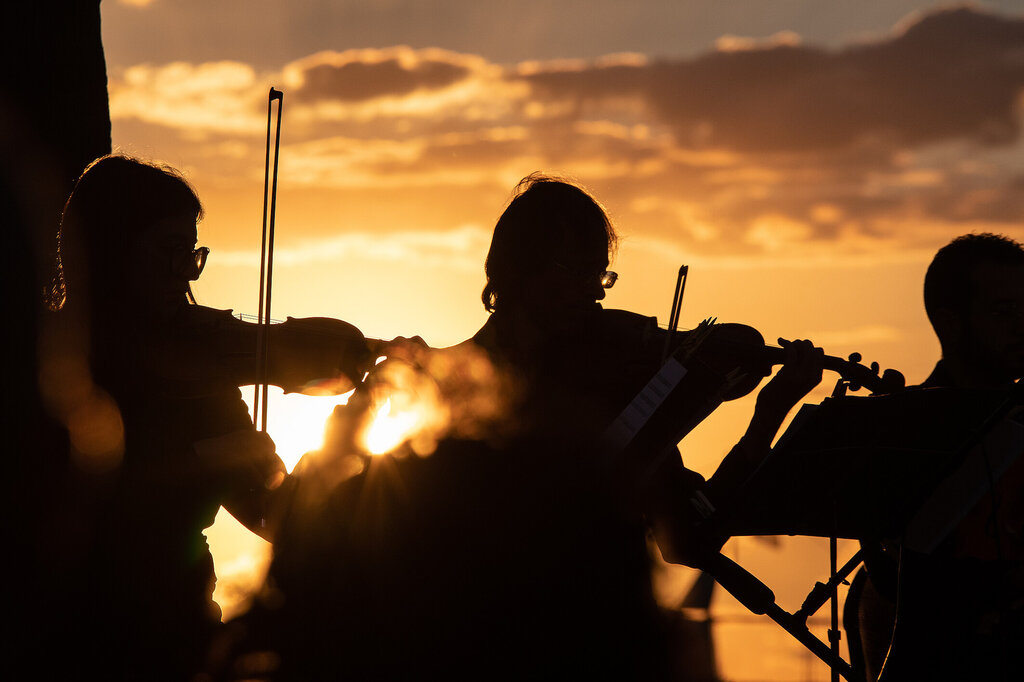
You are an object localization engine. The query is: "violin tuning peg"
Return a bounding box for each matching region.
[848,352,862,363]
[870,361,880,374]
[882,368,906,391]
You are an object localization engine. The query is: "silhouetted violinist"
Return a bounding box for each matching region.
[258,173,828,681]
[846,233,1024,682]
[44,154,373,679]
[464,174,832,567]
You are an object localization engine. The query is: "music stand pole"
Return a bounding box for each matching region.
[830,534,840,682]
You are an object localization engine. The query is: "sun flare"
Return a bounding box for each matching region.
[243,386,353,472]
[362,397,421,455]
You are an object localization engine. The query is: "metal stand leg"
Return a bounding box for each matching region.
[704,551,857,681]
[830,535,842,682]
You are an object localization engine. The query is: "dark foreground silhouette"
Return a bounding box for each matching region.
[230,175,823,681]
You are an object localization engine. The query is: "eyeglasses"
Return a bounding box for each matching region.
[171,246,210,280]
[553,260,618,289]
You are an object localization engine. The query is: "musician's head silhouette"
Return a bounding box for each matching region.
[56,154,204,322]
[482,173,618,321]
[925,232,1024,384]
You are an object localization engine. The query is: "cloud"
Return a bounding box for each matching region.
[521,6,1024,154]
[109,60,267,136]
[213,225,492,272]
[504,7,1024,250]
[715,30,802,53]
[108,6,1024,261]
[286,47,476,103]
[112,8,1024,156]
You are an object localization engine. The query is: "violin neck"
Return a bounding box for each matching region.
[759,344,843,373]
[761,344,901,393]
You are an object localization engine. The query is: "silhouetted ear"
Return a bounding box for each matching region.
[931,307,962,353]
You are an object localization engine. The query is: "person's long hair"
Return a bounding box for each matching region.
[49,154,203,322]
[38,153,199,472]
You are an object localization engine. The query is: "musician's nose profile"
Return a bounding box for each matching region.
[125,213,204,316]
[551,255,613,300]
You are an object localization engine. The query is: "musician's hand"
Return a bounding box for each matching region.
[201,429,291,540]
[371,335,429,364]
[270,317,375,395]
[757,338,824,413]
[733,338,824,459]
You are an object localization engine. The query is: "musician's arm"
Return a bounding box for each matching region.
[708,338,823,499]
[646,450,724,567]
[193,428,290,541]
[651,339,823,567]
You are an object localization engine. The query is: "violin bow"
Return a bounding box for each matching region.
[254,87,283,433]
[661,264,688,363]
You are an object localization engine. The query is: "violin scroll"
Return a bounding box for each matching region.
[830,351,906,396]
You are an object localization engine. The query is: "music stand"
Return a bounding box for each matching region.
[704,386,1024,681]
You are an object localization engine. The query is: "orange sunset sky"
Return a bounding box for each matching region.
[100,1,1023,679]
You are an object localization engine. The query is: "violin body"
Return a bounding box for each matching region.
[142,304,373,397]
[588,308,904,399]
[587,311,772,476]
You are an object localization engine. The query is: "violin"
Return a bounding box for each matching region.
[141,303,376,398]
[589,308,904,399]
[569,307,907,466]
[316,306,905,463]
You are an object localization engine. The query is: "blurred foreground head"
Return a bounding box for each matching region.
[482,174,618,324]
[924,232,1024,385]
[54,154,204,322]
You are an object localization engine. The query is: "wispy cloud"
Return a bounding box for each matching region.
[110,61,266,135]
[212,225,492,271]
[715,30,802,53]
